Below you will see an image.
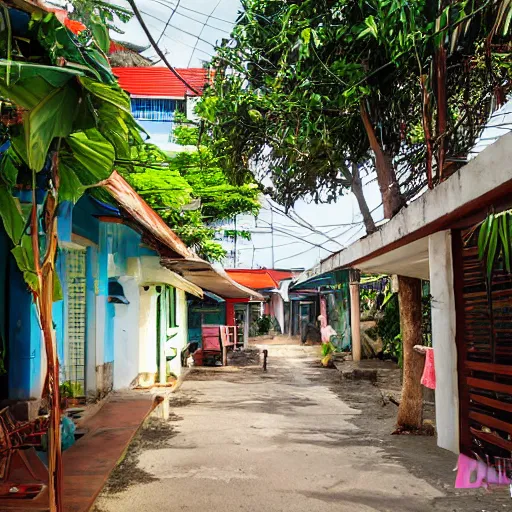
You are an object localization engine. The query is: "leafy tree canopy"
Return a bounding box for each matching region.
[199,0,511,224]
[119,115,261,262]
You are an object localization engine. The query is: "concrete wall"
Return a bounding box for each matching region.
[138,286,158,386]
[270,293,284,333]
[429,230,459,453]
[113,276,140,389]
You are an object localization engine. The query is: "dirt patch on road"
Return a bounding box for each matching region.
[99,417,179,495]
[307,362,512,512]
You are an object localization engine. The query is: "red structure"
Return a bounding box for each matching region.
[112,67,211,98]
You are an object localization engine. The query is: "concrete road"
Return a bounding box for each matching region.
[95,345,444,512]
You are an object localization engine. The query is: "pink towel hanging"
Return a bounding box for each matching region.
[421,347,436,389]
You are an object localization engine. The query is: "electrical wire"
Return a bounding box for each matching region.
[187,0,222,67]
[145,0,235,25]
[126,0,202,95]
[140,9,216,48]
[156,0,181,45]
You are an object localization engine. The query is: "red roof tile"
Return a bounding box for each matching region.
[112,67,210,98]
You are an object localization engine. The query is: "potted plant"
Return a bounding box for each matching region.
[59,381,84,408]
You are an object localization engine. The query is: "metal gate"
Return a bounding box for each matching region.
[63,248,87,395]
[454,227,512,464]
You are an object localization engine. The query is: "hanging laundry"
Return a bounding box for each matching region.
[421,347,436,389]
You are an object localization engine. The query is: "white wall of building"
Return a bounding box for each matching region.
[113,276,141,389]
[167,289,188,378]
[138,286,158,385]
[429,230,459,453]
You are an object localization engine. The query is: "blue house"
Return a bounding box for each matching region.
[1,172,205,414]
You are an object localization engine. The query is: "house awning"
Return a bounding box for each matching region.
[162,259,265,300]
[127,256,203,297]
[101,173,263,301]
[225,269,279,290]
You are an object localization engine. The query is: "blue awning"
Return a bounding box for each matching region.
[204,291,225,303]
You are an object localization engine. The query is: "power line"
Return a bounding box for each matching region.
[126,0,202,95]
[140,9,216,48]
[145,0,235,25]
[187,0,222,67]
[144,22,214,59]
[142,0,230,35]
[156,0,181,45]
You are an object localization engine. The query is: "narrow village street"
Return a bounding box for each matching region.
[93,345,511,512]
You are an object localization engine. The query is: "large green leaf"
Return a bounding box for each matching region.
[97,103,130,159]
[11,236,38,292]
[0,183,25,243]
[0,150,20,186]
[0,60,80,109]
[89,14,110,54]
[66,128,115,178]
[24,84,79,171]
[59,162,84,203]
[79,77,132,114]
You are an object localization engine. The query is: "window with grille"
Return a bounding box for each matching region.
[63,248,87,395]
[130,98,186,122]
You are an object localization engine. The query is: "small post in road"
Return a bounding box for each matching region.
[263,349,268,372]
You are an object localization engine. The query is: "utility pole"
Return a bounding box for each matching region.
[233,215,237,268]
[270,205,275,268]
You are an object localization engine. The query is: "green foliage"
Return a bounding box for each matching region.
[477,210,512,277]
[256,314,272,335]
[199,0,511,213]
[59,380,84,398]
[0,10,142,294]
[119,118,261,262]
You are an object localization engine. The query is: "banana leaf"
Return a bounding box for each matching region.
[0,60,80,109]
[0,183,24,243]
[66,128,115,177]
[23,84,79,171]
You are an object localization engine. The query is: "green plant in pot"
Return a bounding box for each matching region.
[59,381,84,408]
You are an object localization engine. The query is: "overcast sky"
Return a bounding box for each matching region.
[115,0,241,67]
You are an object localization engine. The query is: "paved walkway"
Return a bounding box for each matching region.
[94,346,451,512]
[62,393,160,512]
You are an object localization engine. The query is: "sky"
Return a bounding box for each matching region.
[115,0,242,67]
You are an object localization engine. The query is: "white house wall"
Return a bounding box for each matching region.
[138,286,158,386]
[113,276,141,389]
[167,288,188,378]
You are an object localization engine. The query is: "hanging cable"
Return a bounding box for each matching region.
[187,0,222,67]
[156,0,181,45]
[126,0,202,95]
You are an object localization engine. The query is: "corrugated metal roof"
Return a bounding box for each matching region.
[162,259,265,300]
[102,171,198,260]
[103,173,263,300]
[112,67,210,98]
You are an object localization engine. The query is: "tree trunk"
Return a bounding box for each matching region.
[360,102,403,219]
[435,45,447,181]
[350,163,376,234]
[420,75,434,189]
[32,157,63,512]
[396,276,424,430]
